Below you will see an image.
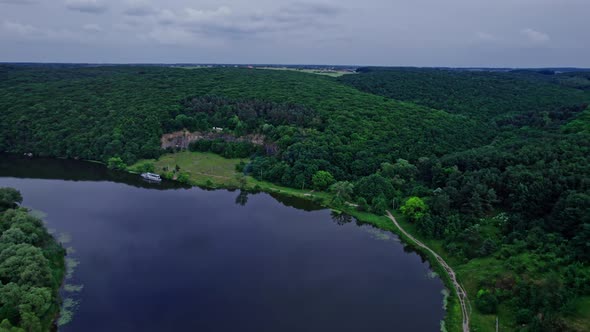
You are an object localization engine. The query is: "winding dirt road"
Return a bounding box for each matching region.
[386,211,470,332]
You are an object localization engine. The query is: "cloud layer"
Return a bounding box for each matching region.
[0,0,588,66]
[0,0,38,4]
[521,28,550,43]
[65,0,107,14]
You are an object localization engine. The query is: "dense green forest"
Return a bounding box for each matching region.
[1,64,589,330]
[339,67,589,121]
[0,187,65,332]
[339,68,590,330]
[0,65,489,174]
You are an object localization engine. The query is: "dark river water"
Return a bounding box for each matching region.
[0,155,445,332]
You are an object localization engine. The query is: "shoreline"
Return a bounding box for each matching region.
[126,156,464,332]
[5,153,463,331]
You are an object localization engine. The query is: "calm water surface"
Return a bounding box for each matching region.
[0,156,445,332]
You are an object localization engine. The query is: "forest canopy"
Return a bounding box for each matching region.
[0,188,65,332]
[1,65,589,330]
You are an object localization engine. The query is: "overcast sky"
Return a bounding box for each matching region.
[1,0,589,67]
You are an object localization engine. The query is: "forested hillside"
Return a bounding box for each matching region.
[1,65,589,331]
[339,67,589,121]
[339,68,590,331]
[0,65,489,175]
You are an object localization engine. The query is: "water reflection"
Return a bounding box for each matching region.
[268,192,323,211]
[0,154,446,332]
[235,190,249,206]
[330,211,354,225]
[0,154,187,190]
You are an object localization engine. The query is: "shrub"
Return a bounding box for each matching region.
[137,162,155,173]
[177,172,191,184]
[475,289,498,314]
[107,157,127,170]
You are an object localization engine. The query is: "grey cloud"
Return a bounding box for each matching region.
[82,23,102,32]
[282,2,343,16]
[65,0,107,14]
[1,0,589,66]
[521,28,550,43]
[476,32,496,42]
[2,20,86,42]
[0,0,37,4]
[2,21,37,35]
[153,2,344,43]
[124,4,158,17]
[273,1,344,26]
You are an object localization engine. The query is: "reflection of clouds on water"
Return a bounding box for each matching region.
[364,227,398,242]
[0,159,447,331]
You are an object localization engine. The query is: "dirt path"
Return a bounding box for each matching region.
[386,211,470,332]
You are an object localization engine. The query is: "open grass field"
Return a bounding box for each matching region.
[256,66,355,77]
[130,152,332,202]
[131,151,246,187]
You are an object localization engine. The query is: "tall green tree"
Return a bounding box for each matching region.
[312,171,335,190]
[329,181,354,202]
[400,197,429,222]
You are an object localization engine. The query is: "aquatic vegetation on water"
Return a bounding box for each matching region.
[441,288,450,310]
[364,228,392,241]
[58,298,80,326]
[65,258,79,279]
[64,284,84,292]
[62,243,82,327]
[58,232,72,244]
[28,209,47,219]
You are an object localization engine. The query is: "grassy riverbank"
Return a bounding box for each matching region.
[130,151,332,201]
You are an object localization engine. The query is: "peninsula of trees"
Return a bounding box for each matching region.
[0,187,66,331]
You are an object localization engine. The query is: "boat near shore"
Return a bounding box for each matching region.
[141,172,162,182]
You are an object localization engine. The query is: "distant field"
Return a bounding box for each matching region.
[176,66,354,77]
[256,66,354,77]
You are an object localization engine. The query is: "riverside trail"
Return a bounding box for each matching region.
[386,211,470,332]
